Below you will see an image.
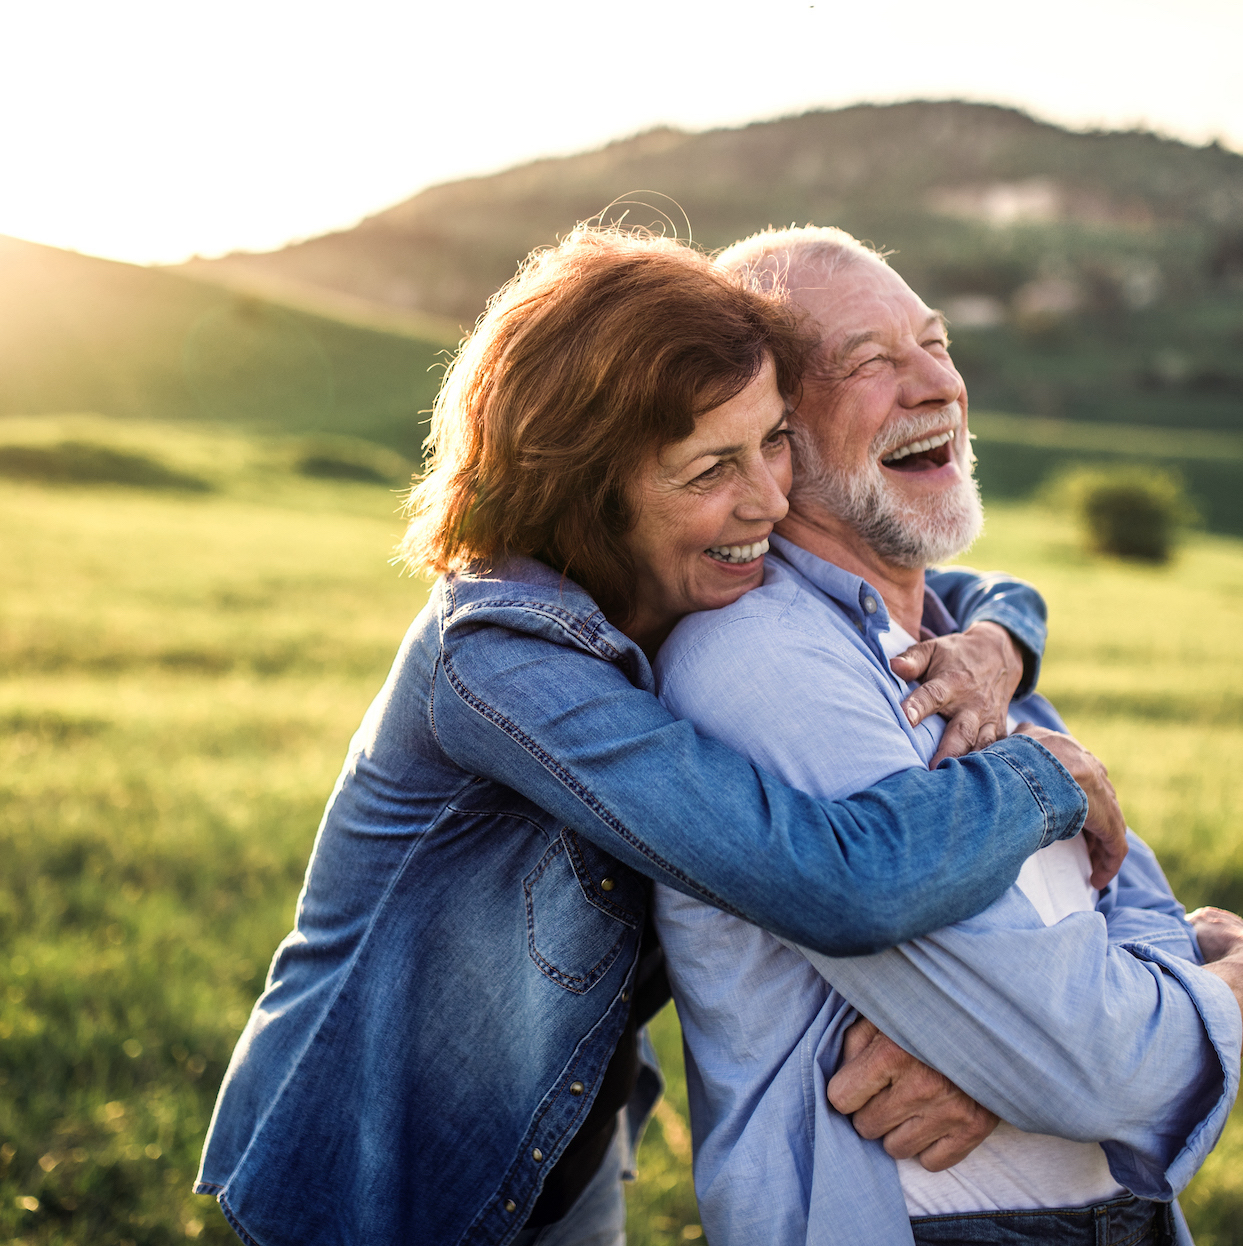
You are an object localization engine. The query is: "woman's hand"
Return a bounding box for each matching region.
[827,1016,999,1171]
[1010,723,1128,889]
[1187,908,1243,1021]
[1188,907,1243,964]
[892,622,1024,766]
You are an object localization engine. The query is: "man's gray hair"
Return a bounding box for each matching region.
[716,225,888,296]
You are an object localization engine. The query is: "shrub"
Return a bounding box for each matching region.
[1051,465,1195,563]
[0,441,211,492]
[286,436,412,486]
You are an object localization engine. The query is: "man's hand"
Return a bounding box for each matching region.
[892,622,1024,766]
[1010,723,1128,889]
[827,1016,999,1172]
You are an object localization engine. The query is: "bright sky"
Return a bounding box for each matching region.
[3,0,1240,266]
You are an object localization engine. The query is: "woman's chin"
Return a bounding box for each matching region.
[692,556,766,610]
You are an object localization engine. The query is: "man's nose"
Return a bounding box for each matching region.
[898,347,963,410]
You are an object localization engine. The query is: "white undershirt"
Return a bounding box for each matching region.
[877,620,1126,1216]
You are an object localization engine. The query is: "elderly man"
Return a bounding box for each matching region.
[653,227,1243,1246]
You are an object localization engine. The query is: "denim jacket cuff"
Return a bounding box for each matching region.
[982,735,1088,849]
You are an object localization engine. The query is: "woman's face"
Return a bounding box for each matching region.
[623,356,793,650]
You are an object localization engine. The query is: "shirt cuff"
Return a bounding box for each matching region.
[979,734,1087,849]
[1105,943,1243,1200]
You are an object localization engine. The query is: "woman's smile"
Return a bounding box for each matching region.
[623,355,792,653]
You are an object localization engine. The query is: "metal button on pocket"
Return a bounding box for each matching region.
[570,1081,585,1095]
[600,877,615,891]
[532,1148,544,1163]
[504,1200,516,1213]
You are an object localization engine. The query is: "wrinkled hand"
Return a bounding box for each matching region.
[892,622,1024,766]
[826,1016,998,1172]
[1187,908,1243,1020]
[1187,907,1243,964]
[1010,723,1128,889]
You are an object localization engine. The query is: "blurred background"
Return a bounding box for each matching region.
[2,1,1242,1242]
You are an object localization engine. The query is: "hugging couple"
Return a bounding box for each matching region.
[195,223,1243,1246]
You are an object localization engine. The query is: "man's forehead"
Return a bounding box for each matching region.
[789,262,937,345]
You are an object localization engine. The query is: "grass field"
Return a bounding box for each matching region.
[2,422,1242,1244]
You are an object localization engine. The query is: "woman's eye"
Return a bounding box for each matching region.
[764,428,794,450]
[690,462,725,486]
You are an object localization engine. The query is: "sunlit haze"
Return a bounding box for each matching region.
[4,0,1242,265]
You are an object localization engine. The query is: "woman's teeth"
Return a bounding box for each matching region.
[882,428,955,464]
[706,538,769,564]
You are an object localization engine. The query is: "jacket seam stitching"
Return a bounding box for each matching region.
[440,649,743,918]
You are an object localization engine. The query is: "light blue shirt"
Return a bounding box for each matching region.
[653,536,1242,1246]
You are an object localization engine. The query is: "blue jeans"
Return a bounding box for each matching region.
[910,1193,1175,1245]
[512,1120,628,1246]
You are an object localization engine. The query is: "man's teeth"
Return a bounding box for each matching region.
[881,428,955,464]
[706,538,769,564]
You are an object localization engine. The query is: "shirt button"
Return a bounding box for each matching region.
[504,1200,516,1213]
[600,877,615,892]
[570,1081,585,1095]
[532,1148,544,1163]
[863,595,878,614]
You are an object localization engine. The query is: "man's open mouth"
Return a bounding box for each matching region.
[880,429,955,472]
[705,538,769,565]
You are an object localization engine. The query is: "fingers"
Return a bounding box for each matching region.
[1080,771,1128,888]
[839,1016,880,1064]
[889,639,937,686]
[1187,907,1243,962]
[910,1109,1000,1172]
[896,626,1020,749]
[925,708,1007,767]
[1011,724,1130,888]
[826,1031,896,1116]
[899,677,951,729]
[1083,824,1129,889]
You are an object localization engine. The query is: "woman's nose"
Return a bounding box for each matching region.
[737,458,790,523]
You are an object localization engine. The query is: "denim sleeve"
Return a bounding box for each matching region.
[803,891,1242,1199]
[433,621,1087,956]
[926,566,1048,697]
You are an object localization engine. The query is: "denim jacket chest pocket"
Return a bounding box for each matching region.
[524,828,643,994]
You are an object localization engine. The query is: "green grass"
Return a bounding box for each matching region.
[2,425,1241,1243]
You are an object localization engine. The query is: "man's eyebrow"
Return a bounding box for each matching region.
[823,331,879,370]
[924,310,949,335]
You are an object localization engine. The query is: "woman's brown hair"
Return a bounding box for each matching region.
[399,227,813,622]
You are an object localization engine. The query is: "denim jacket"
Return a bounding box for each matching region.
[195,557,1086,1246]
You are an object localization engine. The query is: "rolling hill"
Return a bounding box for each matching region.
[185,100,1243,435]
[0,235,450,459]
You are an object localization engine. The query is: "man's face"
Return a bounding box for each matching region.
[788,259,983,568]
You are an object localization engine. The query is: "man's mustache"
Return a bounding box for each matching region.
[871,403,963,462]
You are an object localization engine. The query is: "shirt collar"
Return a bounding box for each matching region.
[768,534,959,641]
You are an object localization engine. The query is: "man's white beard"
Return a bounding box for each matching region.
[790,403,985,569]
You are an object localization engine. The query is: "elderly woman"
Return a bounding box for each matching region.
[195,230,1119,1246]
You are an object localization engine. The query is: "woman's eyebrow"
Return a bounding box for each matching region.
[683,411,793,464]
